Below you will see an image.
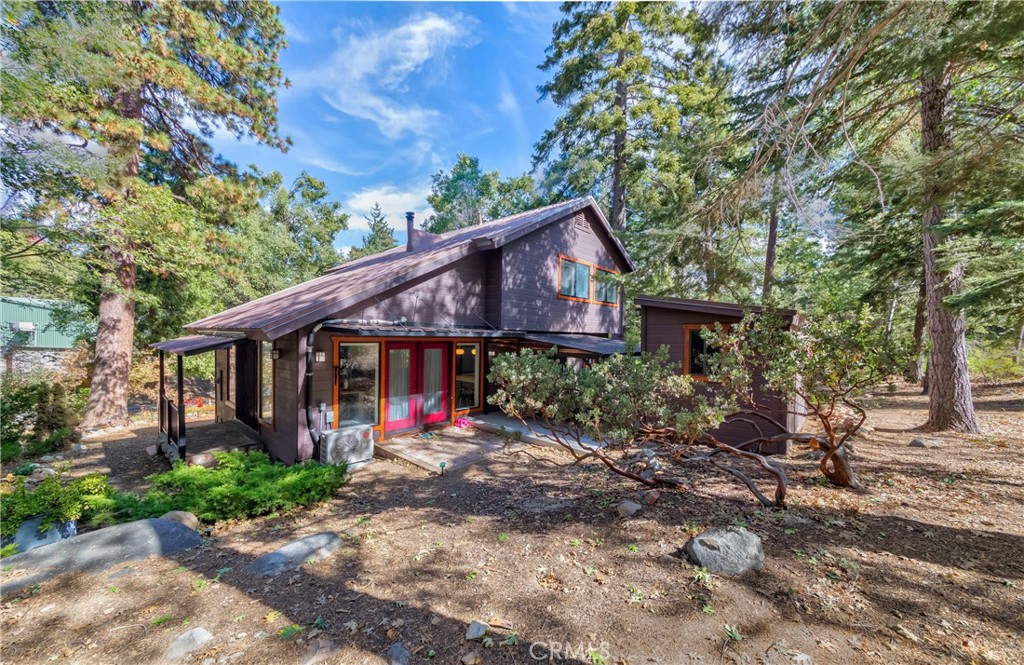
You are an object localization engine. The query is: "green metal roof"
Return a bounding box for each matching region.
[0,297,86,350]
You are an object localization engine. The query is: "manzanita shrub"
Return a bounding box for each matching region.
[489,306,894,506]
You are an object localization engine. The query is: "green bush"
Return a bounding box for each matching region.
[23,427,79,458]
[968,344,1024,383]
[1,377,80,461]
[90,451,348,525]
[0,376,46,461]
[1,474,113,539]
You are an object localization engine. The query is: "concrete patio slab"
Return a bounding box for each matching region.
[376,426,503,473]
[467,412,601,452]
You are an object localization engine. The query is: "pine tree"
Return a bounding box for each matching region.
[717,0,1024,432]
[424,155,542,234]
[535,1,718,230]
[1,1,289,428]
[349,202,398,260]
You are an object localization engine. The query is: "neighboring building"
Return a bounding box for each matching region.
[636,296,803,454]
[0,297,85,374]
[153,197,634,464]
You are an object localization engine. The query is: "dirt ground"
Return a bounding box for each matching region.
[2,383,1022,664]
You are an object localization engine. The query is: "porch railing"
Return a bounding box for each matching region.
[159,393,186,457]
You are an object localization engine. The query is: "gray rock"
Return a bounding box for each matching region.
[1,515,76,555]
[160,511,200,531]
[26,467,58,483]
[616,500,643,518]
[909,438,943,448]
[305,638,339,665]
[38,454,56,463]
[465,620,488,640]
[386,641,411,665]
[0,518,202,595]
[247,532,342,578]
[164,627,213,660]
[520,497,568,515]
[462,651,481,665]
[683,526,764,575]
[71,444,88,454]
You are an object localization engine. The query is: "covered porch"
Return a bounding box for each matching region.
[151,334,258,465]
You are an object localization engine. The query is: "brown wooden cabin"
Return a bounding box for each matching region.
[636,296,803,454]
[152,197,635,464]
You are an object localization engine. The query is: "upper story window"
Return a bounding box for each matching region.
[558,257,591,301]
[594,268,618,305]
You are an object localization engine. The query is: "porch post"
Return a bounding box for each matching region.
[177,353,186,458]
[158,350,165,436]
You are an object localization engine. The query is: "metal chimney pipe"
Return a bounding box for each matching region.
[405,211,415,252]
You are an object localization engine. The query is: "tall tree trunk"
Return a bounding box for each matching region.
[919,68,977,433]
[762,192,779,302]
[610,46,628,231]
[1016,322,1024,366]
[80,251,137,429]
[908,271,927,383]
[80,89,142,430]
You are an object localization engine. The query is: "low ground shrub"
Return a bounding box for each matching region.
[89,451,348,525]
[1,452,348,554]
[968,343,1024,383]
[1,474,112,540]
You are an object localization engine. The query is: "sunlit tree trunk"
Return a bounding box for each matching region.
[919,68,977,433]
[81,91,142,430]
[908,272,927,383]
[610,46,628,231]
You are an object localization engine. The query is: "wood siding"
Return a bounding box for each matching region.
[345,253,496,328]
[501,209,627,335]
[641,305,795,454]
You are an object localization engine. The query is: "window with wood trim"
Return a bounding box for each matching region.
[558,256,591,300]
[594,268,619,305]
[682,324,729,378]
[454,343,480,410]
[259,341,274,423]
[337,342,380,426]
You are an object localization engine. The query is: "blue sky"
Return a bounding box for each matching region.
[207,2,564,252]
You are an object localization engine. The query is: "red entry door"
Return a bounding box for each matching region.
[419,343,449,425]
[385,343,417,431]
[384,342,450,432]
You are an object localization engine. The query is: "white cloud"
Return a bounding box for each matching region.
[296,13,478,140]
[282,18,312,44]
[497,73,530,172]
[344,184,434,231]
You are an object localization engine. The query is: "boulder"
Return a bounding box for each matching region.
[160,511,200,531]
[465,620,488,640]
[616,500,643,518]
[0,518,203,595]
[1,515,77,555]
[26,467,58,484]
[683,526,764,575]
[909,438,943,448]
[247,532,342,578]
[164,627,213,660]
[386,641,410,665]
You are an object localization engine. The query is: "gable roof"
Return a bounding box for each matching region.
[187,196,632,340]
